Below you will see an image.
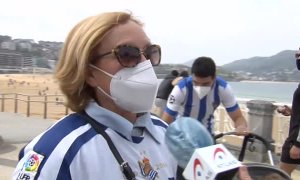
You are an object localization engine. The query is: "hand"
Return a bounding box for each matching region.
[235,126,249,136]
[277,105,291,116]
[289,145,300,159]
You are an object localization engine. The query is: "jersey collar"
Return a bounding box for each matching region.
[84,101,162,143]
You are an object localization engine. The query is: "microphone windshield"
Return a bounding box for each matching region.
[165,117,214,168]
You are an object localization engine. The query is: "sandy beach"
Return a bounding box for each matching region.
[0,73,68,120]
[0,73,59,95]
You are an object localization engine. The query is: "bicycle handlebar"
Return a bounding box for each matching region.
[214,132,271,149]
[214,131,236,140]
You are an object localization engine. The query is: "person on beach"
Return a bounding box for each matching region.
[154,69,179,117]
[12,11,178,179]
[161,56,248,136]
[278,48,300,176]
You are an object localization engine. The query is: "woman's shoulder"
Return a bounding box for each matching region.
[21,113,92,157]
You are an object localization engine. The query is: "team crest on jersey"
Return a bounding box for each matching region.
[16,150,44,180]
[138,157,158,180]
[168,95,175,104]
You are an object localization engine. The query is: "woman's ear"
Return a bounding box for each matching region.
[85,68,98,88]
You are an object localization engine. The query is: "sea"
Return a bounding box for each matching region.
[229,81,298,104]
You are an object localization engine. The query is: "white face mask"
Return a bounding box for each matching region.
[193,86,211,99]
[90,60,158,113]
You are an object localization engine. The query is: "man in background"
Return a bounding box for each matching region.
[279,48,300,176]
[161,56,248,135]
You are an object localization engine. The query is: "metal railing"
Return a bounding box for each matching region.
[0,93,70,119]
[213,101,290,155]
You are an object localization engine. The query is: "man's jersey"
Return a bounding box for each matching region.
[13,102,177,180]
[165,76,239,133]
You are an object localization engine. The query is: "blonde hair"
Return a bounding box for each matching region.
[55,12,143,112]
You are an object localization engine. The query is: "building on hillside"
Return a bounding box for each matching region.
[47,59,57,70]
[13,39,35,44]
[1,41,16,50]
[17,42,33,52]
[0,50,33,73]
[23,55,33,68]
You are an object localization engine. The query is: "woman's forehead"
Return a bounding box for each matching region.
[98,20,150,51]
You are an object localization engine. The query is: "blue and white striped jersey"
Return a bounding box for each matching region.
[165,76,239,134]
[13,101,177,180]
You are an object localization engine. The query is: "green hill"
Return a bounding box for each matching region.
[221,50,300,81]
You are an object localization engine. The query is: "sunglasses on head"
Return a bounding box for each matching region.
[94,44,161,67]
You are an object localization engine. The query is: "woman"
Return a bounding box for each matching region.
[13,12,177,180]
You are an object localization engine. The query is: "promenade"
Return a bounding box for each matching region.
[0,112,56,180]
[1,112,300,180]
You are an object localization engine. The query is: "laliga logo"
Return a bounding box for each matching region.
[25,154,40,171]
[193,158,204,180]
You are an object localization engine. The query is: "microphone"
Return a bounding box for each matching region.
[165,117,241,180]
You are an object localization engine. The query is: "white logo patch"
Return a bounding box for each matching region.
[17,150,44,180]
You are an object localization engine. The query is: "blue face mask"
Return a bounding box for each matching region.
[297,60,300,71]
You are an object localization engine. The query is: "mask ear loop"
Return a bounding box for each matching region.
[89,64,117,101]
[89,64,121,80]
[96,86,117,101]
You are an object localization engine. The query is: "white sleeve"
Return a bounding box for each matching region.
[166,85,186,113]
[219,84,238,109]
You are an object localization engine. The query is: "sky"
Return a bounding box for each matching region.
[0,0,300,66]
